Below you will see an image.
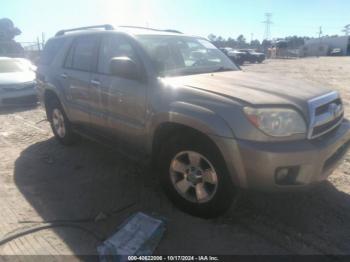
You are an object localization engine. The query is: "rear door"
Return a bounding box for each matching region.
[61,35,99,125]
[90,34,148,149]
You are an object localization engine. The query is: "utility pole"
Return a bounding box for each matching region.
[41,32,45,48]
[36,36,41,51]
[318,26,323,38]
[262,13,273,40]
[317,26,323,57]
[343,24,350,36]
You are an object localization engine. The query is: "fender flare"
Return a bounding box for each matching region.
[150,101,235,143]
[149,101,245,187]
[42,86,70,120]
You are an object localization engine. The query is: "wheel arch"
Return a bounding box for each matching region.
[43,89,70,121]
[152,122,224,165]
[43,89,60,120]
[149,100,243,187]
[149,101,235,167]
[150,120,243,185]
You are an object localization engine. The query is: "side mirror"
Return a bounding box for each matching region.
[109,57,141,80]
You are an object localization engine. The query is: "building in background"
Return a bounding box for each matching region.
[300,36,350,57]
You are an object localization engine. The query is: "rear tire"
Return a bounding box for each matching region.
[46,97,77,145]
[158,134,235,218]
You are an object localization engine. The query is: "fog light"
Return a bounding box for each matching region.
[276,168,289,181]
[275,166,300,185]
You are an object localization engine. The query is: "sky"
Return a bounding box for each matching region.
[2,0,350,43]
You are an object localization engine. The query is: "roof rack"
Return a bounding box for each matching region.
[55,24,114,36]
[118,26,183,34]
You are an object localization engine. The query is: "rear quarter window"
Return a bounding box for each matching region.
[40,38,66,66]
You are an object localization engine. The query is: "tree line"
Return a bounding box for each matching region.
[207,34,340,51]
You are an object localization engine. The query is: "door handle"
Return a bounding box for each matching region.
[61,73,68,79]
[91,80,101,86]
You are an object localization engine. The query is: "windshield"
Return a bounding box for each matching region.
[136,35,239,77]
[0,60,25,73]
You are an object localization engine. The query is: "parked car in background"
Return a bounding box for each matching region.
[329,48,343,56]
[37,25,350,218]
[14,58,37,71]
[0,57,37,107]
[219,47,244,65]
[239,49,266,63]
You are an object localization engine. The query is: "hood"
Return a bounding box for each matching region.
[165,70,332,114]
[0,72,35,86]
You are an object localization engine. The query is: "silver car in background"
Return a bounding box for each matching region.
[0,57,37,107]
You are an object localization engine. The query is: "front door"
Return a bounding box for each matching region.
[91,34,148,150]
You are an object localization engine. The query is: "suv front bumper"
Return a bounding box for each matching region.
[211,119,350,191]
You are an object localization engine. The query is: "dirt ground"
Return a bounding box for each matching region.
[0,57,350,259]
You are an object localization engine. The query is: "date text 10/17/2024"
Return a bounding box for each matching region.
[127,256,220,261]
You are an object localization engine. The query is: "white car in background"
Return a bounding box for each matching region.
[0,57,38,107]
[14,58,37,72]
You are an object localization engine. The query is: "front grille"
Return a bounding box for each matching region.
[311,114,343,137]
[315,98,342,115]
[308,92,344,139]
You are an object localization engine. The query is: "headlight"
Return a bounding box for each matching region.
[243,107,306,137]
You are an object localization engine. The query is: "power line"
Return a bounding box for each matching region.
[262,13,273,40]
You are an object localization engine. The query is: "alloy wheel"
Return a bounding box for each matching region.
[169,151,218,203]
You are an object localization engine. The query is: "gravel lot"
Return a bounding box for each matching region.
[0,57,349,258]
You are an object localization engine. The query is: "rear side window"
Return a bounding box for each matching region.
[64,35,98,72]
[40,38,66,66]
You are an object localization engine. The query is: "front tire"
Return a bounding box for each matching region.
[158,134,235,218]
[47,98,77,145]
